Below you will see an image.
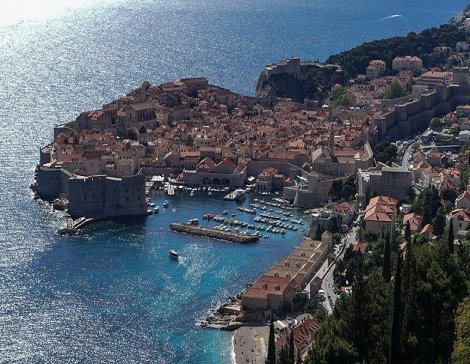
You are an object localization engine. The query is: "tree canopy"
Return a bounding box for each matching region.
[326,24,467,78]
[384,81,406,100]
[373,141,398,164]
[306,231,469,364]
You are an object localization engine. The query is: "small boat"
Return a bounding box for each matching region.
[154,206,159,213]
[222,210,228,215]
[190,191,195,197]
[163,201,169,208]
[169,250,179,259]
[208,191,212,196]
[172,206,177,213]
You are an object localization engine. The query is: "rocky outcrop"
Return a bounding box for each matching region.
[256,63,343,103]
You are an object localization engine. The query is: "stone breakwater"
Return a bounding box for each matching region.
[169,223,260,244]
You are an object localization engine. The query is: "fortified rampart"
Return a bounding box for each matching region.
[376,79,470,141]
[36,167,147,219]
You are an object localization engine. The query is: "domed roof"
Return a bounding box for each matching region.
[139,125,147,134]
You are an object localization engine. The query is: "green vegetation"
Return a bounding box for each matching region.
[373,141,398,164]
[267,315,276,364]
[431,207,446,237]
[429,117,443,130]
[383,234,391,282]
[384,81,406,100]
[306,236,470,364]
[327,24,467,78]
[329,85,356,107]
[448,220,454,254]
[256,64,344,103]
[452,297,470,363]
[329,176,357,202]
[66,121,78,129]
[308,172,470,364]
[410,185,441,227]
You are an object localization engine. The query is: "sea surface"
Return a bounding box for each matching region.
[0,0,468,362]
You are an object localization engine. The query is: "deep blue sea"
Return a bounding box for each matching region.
[0,0,468,362]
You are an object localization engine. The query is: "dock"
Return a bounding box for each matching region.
[57,217,96,235]
[170,223,259,244]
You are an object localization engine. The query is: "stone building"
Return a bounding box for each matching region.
[392,56,423,72]
[363,196,398,238]
[241,233,332,311]
[264,57,301,80]
[36,167,147,219]
[357,162,413,207]
[366,60,386,80]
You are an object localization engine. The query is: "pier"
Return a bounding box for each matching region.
[170,223,259,244]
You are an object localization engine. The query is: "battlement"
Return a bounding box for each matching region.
[265,57,301,80]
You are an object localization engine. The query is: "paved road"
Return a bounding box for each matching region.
[321,227,358,314]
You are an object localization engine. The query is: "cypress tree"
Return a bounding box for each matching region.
[315,225,321,240]
[390,253,403,364]
[352,254,368,360]
[448,220,454,254]
[383,234,392,282]
[277,345,289,364]
[404,221,411,244]
[267,315,276,364]
[296,348,302,364]
[402,237,418,362]
[289,331,295,364]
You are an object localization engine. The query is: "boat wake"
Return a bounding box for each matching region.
[383,14,402,20]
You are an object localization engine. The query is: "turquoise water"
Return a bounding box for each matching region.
[0,0,468,362]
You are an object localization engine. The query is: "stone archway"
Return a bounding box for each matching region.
[212,178,221,186]
[221,178,231,188]
[202,177,211,186]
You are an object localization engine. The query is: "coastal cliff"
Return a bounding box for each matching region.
[255,63,343,103]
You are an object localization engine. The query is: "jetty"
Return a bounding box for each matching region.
[170,223,259,244]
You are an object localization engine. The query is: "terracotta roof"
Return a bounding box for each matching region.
[449,209,470,222]
[353,240,367,254]
[420,223,434,235]
[403,212,422,232]
[242,275,295,300]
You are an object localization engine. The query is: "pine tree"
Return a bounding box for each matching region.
[267,315,276,364]
[383,234,392,282]
[390,253,403,364]
[448,220,454,254]
[404,221,411,244]
[289,331,295,364]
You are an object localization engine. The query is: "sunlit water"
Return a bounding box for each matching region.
[0,0,467,362]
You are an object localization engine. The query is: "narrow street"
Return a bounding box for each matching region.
[321,226,358,314]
